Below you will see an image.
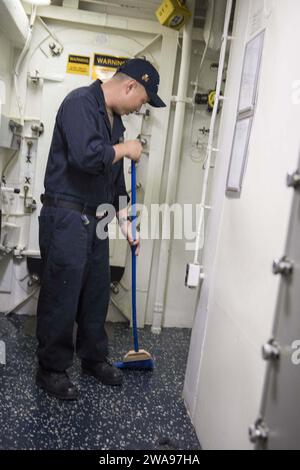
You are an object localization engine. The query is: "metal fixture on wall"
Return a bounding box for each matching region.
[262,338,281,361]
[248,418,269,445]
[272,256,293,277]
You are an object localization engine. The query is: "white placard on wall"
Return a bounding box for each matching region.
[226,116,253,192]
[238,31,265,113]
[0,79,6,127]
[0,80,5,105]
[226,30,265,193]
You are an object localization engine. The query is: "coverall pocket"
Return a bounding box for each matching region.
[49,261,73,286]
[38,212,55,262]
[50,209,87,268]
[42,260,83,306]
[53,207,75,231]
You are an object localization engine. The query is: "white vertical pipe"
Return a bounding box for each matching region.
[14,5,38,125]
[152,0,195,334]
[193,0,233,264]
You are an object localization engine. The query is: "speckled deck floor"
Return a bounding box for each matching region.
[0,314,201,450]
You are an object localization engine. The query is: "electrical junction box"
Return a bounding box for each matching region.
[185,262,203,289]
[156,0,191,30]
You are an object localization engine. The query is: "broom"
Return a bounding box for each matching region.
[115,159,154,370]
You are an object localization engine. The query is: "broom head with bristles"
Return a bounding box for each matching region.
[114,349,154,370]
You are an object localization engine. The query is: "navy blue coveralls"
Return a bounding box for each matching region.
[36,80,129,372]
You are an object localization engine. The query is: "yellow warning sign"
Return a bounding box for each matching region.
[92,54,128,81]
[67,55,90,76]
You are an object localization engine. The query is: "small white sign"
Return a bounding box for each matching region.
[0,340,6,365]
[0,80,6,105]
[95,34,109,46]
[238,31,265,113]
[227,116,253,192]
[0,80,6,127]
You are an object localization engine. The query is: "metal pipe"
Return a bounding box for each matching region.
[1,186,20,194]
[14,5,37,125]
[152,0,195,334]
[79,0,155,10]
[193,0,233,264]
[20,250,40,256]
[187,0,216,157]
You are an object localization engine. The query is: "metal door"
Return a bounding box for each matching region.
[249,162,300,450]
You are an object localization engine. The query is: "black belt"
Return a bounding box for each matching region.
[41,194,99,217]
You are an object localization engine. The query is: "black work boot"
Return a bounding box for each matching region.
[82,359,123,386]
[36,366,78,400]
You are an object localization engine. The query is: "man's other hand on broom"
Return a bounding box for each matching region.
[126,222,140,256]
[118,213,140,256]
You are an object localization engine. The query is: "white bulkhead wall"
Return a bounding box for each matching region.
[184,0,300,449]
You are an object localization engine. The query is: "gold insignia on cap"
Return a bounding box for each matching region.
[142,74,150,82]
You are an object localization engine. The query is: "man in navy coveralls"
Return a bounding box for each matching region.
[36,58,166,399]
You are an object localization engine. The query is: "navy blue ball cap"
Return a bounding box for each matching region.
[116,58,166,108]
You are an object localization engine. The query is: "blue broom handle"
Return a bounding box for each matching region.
[131,160,139,352]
